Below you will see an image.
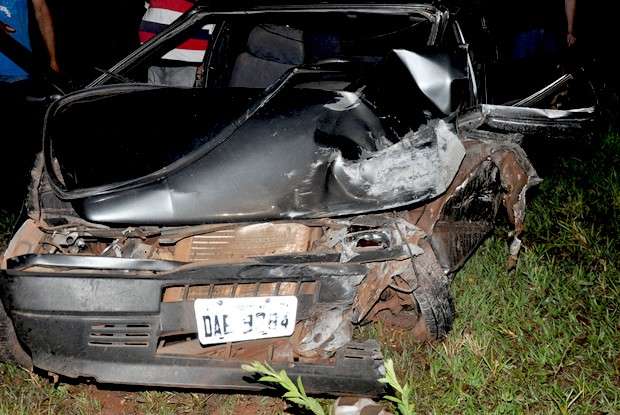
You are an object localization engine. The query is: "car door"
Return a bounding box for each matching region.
[453,18,597,138]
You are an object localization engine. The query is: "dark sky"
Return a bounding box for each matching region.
[43,0,145,81]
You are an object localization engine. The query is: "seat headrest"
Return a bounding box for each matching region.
[247,24,304,65]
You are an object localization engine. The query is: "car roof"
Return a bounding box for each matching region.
[194,0,436,5]
[193,1,439,11]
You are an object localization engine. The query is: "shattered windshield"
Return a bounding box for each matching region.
[105,11,435,88]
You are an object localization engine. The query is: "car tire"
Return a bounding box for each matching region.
[0,299,32,369]
[410,242,455,341]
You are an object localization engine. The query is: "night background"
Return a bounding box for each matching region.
[37,0,145,83]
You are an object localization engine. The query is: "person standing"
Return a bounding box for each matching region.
[565,0,576,47]
[139,0,214,87]
[1,0,59,211]
[0,0,58,82]
[512,0,577,61]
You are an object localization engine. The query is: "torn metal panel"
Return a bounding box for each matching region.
[513,73,574,107]
[1,220,45,270]
[297,306,353,358]
[458,128,524,145]
[332,120,465,206]
[322,217,424,264]
[458,104,596,136]
[429,159,502,271]
[411,135,541,271]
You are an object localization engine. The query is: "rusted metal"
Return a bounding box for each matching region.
[157,335,300,363]
[296,306,354,358]
[408,138,540,270]
[1,220,45,269]
[365,275,418,328]
[352,260,412,324]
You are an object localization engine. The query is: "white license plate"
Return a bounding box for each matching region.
[194,296,297,345]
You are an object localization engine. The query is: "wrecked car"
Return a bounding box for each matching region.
[0,1,596,396]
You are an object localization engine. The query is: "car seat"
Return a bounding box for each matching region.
[229,24,304,88]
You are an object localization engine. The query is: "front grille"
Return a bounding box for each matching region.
[180,223,316,262]
[162,281,318,303]
[88,322,152,348]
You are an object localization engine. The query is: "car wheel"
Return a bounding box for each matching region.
[0,299,32,369]
[410,241,455,341]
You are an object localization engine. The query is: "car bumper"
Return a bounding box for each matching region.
[1,258,385,396]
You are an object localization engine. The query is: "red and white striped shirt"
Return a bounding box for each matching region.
[139,0,214,63]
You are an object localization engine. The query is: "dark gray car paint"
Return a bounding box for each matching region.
[45,53,467,225]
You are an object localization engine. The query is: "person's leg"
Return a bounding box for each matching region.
[0,80,40,211]
[541,29,561,63]
[512,29,539,61]
[510,29,542,99]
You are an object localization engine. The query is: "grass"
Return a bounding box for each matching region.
[0,210,17,251]
[0,364,102,415]
[0,132,619,414]
[0,371,286,415]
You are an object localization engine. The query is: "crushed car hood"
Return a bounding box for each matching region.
[43,53,467,225]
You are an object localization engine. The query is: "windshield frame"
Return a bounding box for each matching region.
[88,4,447,88]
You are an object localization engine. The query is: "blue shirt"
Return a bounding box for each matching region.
[0,0,31,82]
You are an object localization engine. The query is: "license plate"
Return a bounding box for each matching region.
[194,296,297,345]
